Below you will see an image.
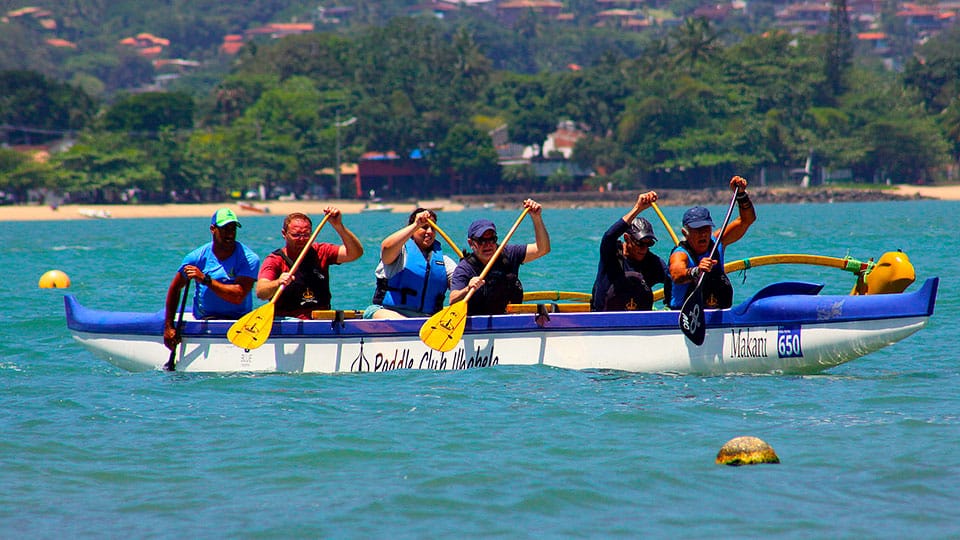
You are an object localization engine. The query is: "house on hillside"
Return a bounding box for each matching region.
[775,2,833,33]
[119,33,170,58]
[496,0,564,25]
[244,22,314,39]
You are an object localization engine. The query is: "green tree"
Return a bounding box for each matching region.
[0,70,96,144]
[102,91,195,134]
[670,17,722,73]
[52,133,164,201]
[0,147,57,202]
[432,124,501,195]
[824,0,854,98]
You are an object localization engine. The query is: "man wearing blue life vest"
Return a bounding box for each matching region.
[365,208,459,319]
[669,176,756,310]
[592,191,671,311]
[163,208,261,351]
[450,198,551,316]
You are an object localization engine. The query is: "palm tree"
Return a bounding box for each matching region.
[670,17,721,72]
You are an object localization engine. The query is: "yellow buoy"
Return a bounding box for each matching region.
[39,270,71,289]
[716,436,780,466]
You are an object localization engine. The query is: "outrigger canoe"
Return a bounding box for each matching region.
[64,270,938,375]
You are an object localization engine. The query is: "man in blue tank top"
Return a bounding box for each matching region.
[669,176,756,310]
[163,208,261,351]
[365,208,458,319]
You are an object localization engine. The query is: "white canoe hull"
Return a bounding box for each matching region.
[65,279,938,375]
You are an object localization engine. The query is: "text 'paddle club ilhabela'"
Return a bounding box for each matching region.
[228,214,330,350]
[420,209,530,352]
[679,191,739,346]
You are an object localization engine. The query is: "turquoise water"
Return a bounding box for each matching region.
[2,201,959,537]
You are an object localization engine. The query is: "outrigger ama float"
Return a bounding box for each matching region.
[64,250,937,375]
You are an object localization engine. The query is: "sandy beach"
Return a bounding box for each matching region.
[0,199,461,222]
[1,185,957,222]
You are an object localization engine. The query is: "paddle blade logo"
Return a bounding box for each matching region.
[679,290,706,346]
[228,303,276,350]
[420,302,467,353]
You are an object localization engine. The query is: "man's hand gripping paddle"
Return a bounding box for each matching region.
[419,209,530,352]
[679,191,739,346]
[228,214,330,350]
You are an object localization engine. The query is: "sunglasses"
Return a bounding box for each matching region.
[286,231,311,240]
[627,237,655,247]
[472,236,498,246]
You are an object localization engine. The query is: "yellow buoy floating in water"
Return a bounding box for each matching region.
[39,270,71,289]
[716,436,780,466]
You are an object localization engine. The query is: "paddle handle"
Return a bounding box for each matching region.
[462,208,531,304]
[269,214,331,305]
[427,217,464,259]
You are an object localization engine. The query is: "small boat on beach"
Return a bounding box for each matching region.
[64,271,938,375]
[361,203,393,213]
[237,201,270,213]
[78,208,112,219]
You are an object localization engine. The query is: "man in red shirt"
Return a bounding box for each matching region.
[256,208,363,319]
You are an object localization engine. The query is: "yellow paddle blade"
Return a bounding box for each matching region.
[419,301,468,352]
[228,302,276,350]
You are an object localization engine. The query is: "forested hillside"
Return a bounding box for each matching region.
[2,2,960,203]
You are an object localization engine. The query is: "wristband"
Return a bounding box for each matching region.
[736,191,749,201]
[688,267,701,280]
[202,274,212,285]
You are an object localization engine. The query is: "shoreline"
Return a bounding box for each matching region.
[1,185,957,222]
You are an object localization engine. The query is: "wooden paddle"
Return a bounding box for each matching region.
[420,208,530,352]
[426,217,464,259]
[678,191,739,346]
[163,280,190,371]
[228,214,330,350]
[650,201,680,246]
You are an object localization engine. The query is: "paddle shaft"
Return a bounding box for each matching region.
[426,217,464,259]
[268,214,331,305]
[164,280,190,371]
[461,208,530,305]
[650,202,680,246]
[685,191,740,301]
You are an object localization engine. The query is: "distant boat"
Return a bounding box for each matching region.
[361,203,393,213]
[78,208,112,219]
[237,201,270,213]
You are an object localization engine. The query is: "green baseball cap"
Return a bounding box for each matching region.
[211,208,242,228]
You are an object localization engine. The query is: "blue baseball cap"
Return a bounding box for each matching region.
[211,208,242,228]
[467,219,496,239]
[682,206,714,229]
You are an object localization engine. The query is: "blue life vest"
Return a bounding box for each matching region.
[373,239,448,315]
[669,239,733,309]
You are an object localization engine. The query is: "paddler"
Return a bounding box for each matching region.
[255,209,363,319]
[364,208,458,319]
[163,208,261,351]
[591,190,671,311]
[449,199,551,316]
[668,176,756,309]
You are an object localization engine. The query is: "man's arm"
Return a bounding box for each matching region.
[325,207,363,263]
[717,176,756,246]
[522,199,551,263]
